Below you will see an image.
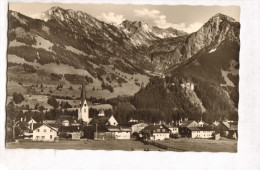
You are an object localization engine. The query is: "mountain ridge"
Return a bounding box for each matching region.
[7,7,240,122]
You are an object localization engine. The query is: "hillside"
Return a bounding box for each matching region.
[7,8,154,102]
[129,14,240,123]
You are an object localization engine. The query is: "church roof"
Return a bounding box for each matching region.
[80,80,87,105]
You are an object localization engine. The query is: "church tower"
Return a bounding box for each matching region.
[78,80,90,123]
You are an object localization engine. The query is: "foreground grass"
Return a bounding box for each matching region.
[156,138,237,152]
[6,138,237,152]
[6,139,162,151]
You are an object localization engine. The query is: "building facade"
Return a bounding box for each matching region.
[141,124,170,140]
[187,127,215,139]
[33,124,58,141]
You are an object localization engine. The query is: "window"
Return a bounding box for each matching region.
[162,129,165,132]
[84,109,86,113]
[37,129,40,132]
[84,104,86,107]
[36,136,39,139]
[157,129,160,132]
[44,129,46,132]
[42,136,45,139]
[50,135,52,139]
[50,129,52,132]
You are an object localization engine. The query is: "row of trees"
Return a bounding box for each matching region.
[47,97,72,109]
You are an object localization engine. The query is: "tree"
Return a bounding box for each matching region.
[47,97,59,108]
[12,92,25,104]
[35,103,39,110]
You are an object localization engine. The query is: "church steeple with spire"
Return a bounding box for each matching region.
[78,79,90,123]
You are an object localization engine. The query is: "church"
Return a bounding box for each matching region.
[78,80,92,124]
[77,80,118,126]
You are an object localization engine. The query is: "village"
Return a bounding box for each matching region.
[6,81,238,152]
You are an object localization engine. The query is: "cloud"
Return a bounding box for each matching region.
[134,8,203,33]
[98,12,125,25]
[134,8,160,19]
[172,22,203,33]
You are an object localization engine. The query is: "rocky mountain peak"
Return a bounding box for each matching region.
[32,7,94,23]
[212,13,237,22]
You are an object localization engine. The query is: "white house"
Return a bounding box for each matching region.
[187,127,215,139]
[107,115,118,126]
[27,118,37,124]
[94,126,131,140]
[33,123,58,141]
[107,126,131,139]
[164,124,179,134]
[141,124,170,140]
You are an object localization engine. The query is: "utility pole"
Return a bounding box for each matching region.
[12,120,19,141]
[95,123,98,140]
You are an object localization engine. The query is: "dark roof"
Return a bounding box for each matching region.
[141,124,170,133]
[89,115,113,125]
[229,122,238,130]
[106,126,131,132]
[187,126,214,131]
[221,122,230,129]
[57,115,78,124]
[17,121,31,131]
[59,125,82,132]
[46,123,59,129]
[33,123,58,132]
[32,123,43,130]
[84,125,108,132]
[164,124,178,128]
[180,120,197,127]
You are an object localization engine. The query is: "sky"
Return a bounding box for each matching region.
[9,3,240,33]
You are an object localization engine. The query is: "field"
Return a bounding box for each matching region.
[6,138,237,152]
[6,139,162,151]
[156,138,237,152]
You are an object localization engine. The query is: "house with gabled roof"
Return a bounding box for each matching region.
[130,122,148,134]
[85,125,131,140]
[27,118,37,124]
[164,124,179,135]
[89,114,118,126]
[32,123,58,141]
[59,125,83,140]
[141,124,170,140]
[56,115,80,126]
[187,126,215,139]
[179,120,198,136]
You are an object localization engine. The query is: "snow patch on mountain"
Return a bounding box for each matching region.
[65,46,86,56]
[220,69,235,87]
[9,40,27,47]
[209,48,216,53]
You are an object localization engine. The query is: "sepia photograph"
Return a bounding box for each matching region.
[5,2,240,152]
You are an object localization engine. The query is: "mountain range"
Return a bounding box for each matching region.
[7,6,240,123]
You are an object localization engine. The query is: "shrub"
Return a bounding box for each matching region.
[101,83,114,93]
[12,92,25,104]
[47,97,59,108]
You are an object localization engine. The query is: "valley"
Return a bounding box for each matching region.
[6,6,240,126]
